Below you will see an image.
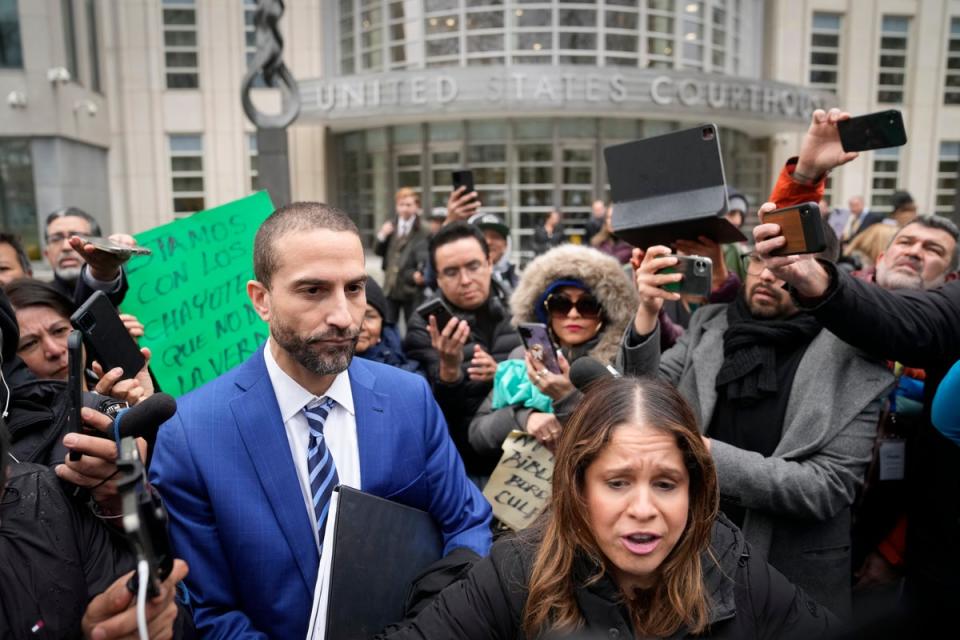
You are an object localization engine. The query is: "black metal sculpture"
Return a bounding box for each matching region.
[241,0,300,205]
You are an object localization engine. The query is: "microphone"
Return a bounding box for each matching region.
[569,357,621,392]
[932,360,960,447]
[108,392,177,445]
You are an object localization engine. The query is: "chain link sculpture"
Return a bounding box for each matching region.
[241,0,300,129]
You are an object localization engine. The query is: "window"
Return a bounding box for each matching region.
[809,12,842,95]
[710,0,729,72]
[62,0,78,81]
[603,2,639,67]
[0,0,23,68]
[935,141,960,218]
[466,121,507,214]
[359,1,384,71]
[339,0,356,74]
[870,148,901,214]
[0,139,38,257]
[945,19,960,105]
[388,0,421,69]
[86,0,101,92]
[877,16,908,104]
[679,1,705,71]
[169,135,205,215]
[163,0,199,89]
[646,0,675,69]
[247,133,259,192]
[335,0,742,74]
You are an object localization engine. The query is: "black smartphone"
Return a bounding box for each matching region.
[764,202,826,256]
[661,255,713,299]
[67,330,84,461]
[837,110,907,152]
[71,291,145,380]
[452,170,475,194]
[415,297,457,330]
[518,323,561,375]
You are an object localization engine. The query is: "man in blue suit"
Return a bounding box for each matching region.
[150,202,492,639]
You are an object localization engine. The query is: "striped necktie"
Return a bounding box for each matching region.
[303,397,338,544]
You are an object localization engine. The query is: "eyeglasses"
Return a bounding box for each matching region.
[439,260,486,280]
[544,294,602,318]
[740,253,766,275]
[46,231,93,244]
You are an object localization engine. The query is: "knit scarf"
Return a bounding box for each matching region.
[715,295,822,404]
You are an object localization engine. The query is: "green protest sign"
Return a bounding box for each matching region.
[122,191,274,396]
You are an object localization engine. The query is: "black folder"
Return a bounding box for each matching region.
[604,124,748,248]
[321,486,443,639]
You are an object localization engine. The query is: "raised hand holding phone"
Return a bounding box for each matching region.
[630,246,682,335]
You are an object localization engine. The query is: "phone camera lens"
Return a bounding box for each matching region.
[701,127,715,141]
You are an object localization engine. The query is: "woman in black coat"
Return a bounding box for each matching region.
[383,377,837,639]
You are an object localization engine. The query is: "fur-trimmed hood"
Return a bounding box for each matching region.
[509,244,638,365]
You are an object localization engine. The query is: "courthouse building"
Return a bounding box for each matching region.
[1,0,959,260]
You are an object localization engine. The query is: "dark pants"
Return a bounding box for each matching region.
[387,297,418,329]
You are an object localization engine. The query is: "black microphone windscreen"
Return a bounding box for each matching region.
[569,357,619,392]
[114,393,178,441]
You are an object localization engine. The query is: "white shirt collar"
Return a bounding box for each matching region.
[263,339,356,423]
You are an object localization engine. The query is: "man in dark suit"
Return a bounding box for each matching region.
[43,207,131,307]
[150,202,491,639]
[374,188,429,325]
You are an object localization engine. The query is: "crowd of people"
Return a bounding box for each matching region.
[0,106,957,639]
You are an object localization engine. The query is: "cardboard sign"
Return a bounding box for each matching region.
[121,192,274,396]
[483,431,554,531]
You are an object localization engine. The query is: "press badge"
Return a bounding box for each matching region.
[878,439,906,481]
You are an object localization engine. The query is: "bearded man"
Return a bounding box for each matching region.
[149,202,491,639]
[618,228,894,618]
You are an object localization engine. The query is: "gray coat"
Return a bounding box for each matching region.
[618,304,894,618]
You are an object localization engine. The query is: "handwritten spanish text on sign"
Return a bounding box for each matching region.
[483,431,554,531]
[121,192,274,396]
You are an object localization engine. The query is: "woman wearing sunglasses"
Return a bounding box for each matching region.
[469,244,637,454]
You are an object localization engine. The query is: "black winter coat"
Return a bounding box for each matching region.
[794,263,960,616]
[403,294,521,475]
[382,515,838,639]
[0,464,194,639]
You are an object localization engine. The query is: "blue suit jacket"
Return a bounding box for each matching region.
[149,347,492,639]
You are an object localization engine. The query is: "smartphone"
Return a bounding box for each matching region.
[67,330,84,461]
[452,170,475,194]
[837,110,907,152]
[764,202,826,256]
[71,291,146,380]
[73,234,152,258]
[415,297,457,330]
[517,323,561,375]
[661,255,713,299]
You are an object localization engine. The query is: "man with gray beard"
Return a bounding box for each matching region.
[149,202,491,639]
[840,215,957,604]
[43,207,134,306]
[864,215,958,291]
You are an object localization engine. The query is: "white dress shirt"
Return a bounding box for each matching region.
[397,216,413,238]
[263,340,361,549]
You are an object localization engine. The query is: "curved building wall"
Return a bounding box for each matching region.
[331,0,755,78]
[307,0,836,252]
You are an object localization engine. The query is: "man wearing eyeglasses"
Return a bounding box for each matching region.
[43,207,133,307]
[618,220,894,618]
[404,222,521,483]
